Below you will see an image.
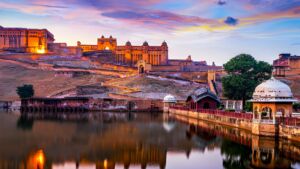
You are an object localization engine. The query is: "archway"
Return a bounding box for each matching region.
[261,107,273,120]
[260,150,272,165]
[139,65,145,74]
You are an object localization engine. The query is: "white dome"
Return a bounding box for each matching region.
[163,94,177,103]
[252,77,296,102]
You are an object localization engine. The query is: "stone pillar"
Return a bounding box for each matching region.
[273,111,276,124]
[233,100,236,110]
[226,100,228,109]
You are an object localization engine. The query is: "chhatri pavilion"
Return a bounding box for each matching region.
[250,76,298,136]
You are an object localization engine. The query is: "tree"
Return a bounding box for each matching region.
[293,102,300,112]
[222,54,272,107]
[16,84,34,99]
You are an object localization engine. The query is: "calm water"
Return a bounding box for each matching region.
[1,111,300,169]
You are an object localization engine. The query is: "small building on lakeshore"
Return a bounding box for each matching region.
[250,77,298,136]
[186,88,221,110]
[163,94,177,113]
[21,96,164,115]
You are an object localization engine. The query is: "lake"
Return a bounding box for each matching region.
[0,111,300,169]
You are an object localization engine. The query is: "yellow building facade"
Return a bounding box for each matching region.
[0,26,54,53]
[77,36,168,66]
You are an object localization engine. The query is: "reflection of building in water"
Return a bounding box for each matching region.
[251,136,291,169]
[4,110,300,169]
[185,120,252,147]
[32,146,166,169]
[180,114,300,169]
[26,150,45,169]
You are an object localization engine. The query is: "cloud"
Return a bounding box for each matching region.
[240,6,300,26]
[240,0,300,12]
[1,0,300,33]
[102,9,219,30]
[30,4,68,9]
[217,0,226,6]
[224,17,238,26]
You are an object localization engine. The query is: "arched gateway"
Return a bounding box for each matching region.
[136,60,152,74]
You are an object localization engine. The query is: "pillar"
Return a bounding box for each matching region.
[273,111,276,124]
[233,100,236,110]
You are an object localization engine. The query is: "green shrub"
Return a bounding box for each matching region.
[16,84,34,99]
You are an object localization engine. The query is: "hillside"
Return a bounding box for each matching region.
[104,75,205,100]
[0,61,112,101]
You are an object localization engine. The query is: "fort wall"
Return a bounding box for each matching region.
[169,108,300,142]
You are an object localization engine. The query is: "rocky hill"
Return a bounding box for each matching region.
[0,61,112,101]
[104,75,206,100]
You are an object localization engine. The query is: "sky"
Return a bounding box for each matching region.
[0,0,300,65]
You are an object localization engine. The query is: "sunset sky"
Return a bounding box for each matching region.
[1,0,300,65]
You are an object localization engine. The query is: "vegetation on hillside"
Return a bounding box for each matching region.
[293,102,300,112]
[16,84,34,99]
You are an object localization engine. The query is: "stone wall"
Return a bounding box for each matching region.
[279,125,300,142]
[90,98,163,112]
[169,108,300,142]
[169,108,252,131]
[252,122,277,136]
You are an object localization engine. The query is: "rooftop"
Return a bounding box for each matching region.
[251,77,297,102]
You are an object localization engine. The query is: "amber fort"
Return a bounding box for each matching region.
[0,26,221,72]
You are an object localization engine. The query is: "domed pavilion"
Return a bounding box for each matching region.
[250,77,297,136]
[163,94,177,113]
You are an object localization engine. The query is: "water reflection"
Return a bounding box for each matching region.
[17,115,34,130]
[0,112,300,169]
[27,150,45,169]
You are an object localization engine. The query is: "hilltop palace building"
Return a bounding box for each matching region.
[273,53,300,77]
[77,35,168,66]
[0,26,222,72]
[78,35,222,72]
[0,26,54,53]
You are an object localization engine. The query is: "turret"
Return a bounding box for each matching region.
[186,55,192,61]
[161,41,167,47]
[125,41,131,46]
[143,41,149,46]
